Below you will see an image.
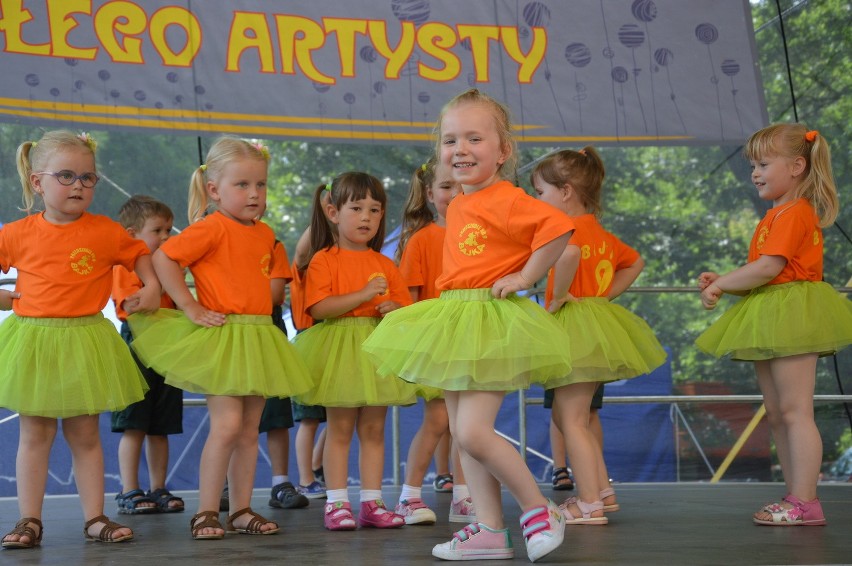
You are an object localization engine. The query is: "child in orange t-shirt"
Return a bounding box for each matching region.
[0,131,160,548]
[127,137,312,540]
[293,172,417,532]
[533,147,666,524]
[111,195,185,515]
[393,158,474,526]
[696,124,852,526]
[363,89,574,562]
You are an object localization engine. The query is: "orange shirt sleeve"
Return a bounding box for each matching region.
[749,199,822,284]
[270,240,293,283]
[399,223,444,300]
[112,265,141,321]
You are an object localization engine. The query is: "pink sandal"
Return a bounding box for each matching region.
[558,497,608,525]
[324,501,357,531]
[753,494,826,526]
[600,487,620,513]
[358,499,405,529]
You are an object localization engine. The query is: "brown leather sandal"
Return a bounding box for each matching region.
[190,511,224,540]
[226,507,279,535]
[83,515,133,543]
[2,517,43,549]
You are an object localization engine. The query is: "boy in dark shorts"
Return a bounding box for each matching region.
[111,195,184,514]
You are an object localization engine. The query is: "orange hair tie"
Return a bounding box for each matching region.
[804,130,819,143]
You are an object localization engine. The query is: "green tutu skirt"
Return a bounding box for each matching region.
[553,298,667,382]
[128,309,313,397]
[0,314,147,418]
[362,289,574,391]
[696,281,852,361]
[292,317,420,407]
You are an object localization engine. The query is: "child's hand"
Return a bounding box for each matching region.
[697,272,720,291]
[183,302,227,327]
[0,289,21,310]
[491,272,531,299]
[362,277,388,300]
[547,293,578,313]
[129,285,161,314]
[700,284,723,310]
[375,300,403,317]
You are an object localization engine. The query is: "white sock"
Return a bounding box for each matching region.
[453,484,470,502]
[326,488,349,504]
[360,489,383,503]
[399,484,422,503]
[272,475,288,486]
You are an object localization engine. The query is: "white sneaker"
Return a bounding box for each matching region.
[520,500,565,562]
[395,498,437,525]
[449,496,477,523]
[432,522,514,561]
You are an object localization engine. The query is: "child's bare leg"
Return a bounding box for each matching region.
[763,354,820,503]
[435,430,451,476]
[145,435,170,491]
[451,440,467,484]
[295,418,320,485]
[117,429,145,492]
[64,414,133,540]
[195,395,243,537]
[405,399,449,487]
[266,427,290,478]
[357,406,389,490]
[555,384,604,518]
[324,408,357,493]
[448,390,547,528]
[312,426,327,473]
[589,409,614,505]
[2,416,55,545]
[756,360,792,493]
[226,395,275,531]
[550,415,568,469]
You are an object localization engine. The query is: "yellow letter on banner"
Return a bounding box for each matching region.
[149,6,201,67]
[417,22,460,82]
[94,1,147,64]
[324,18,367,78]
[227,12,275,73]
[368,20,415,80]
[48,0,97,59]
[457,24,500,83]
[0,0,50,55]
[275,15,334,84]
[501,26,545,84]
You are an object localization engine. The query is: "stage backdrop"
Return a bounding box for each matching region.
[0,0,766,145]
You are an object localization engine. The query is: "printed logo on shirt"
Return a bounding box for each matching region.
[812,230,820,246]
[756,226,770,250]
[260,253,271,278]
[368,272,390,296]
[70,248,95,275]
[458,223,486,256]
[595,260,614,297]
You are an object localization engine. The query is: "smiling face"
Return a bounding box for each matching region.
[427,162,460,223]
[328,195,384,250]
[30,147,96,224]
[439,102,509,194]
[750,153,804,206]
[208,157,268,225]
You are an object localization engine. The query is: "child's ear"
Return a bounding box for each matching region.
[126,226,137,238]
[326,203,340,225]
[561,183,574,202]
[207,181,220,202]
[29,173,43,194]
[790,156,807,177]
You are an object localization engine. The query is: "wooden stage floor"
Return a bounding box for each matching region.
[1,483,850,565]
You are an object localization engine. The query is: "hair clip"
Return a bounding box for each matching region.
[804,130,819,143]
[78,132,97,152]
[420,163,428,172]
[325,183,331,191]
[253,142,270,160]
[31,141,38,149]
[200,164,207,172]
[578,149,587,156]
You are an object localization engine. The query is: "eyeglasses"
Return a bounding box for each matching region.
[33,170,100,188]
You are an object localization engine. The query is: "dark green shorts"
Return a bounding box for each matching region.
[259,397,294,433]
[543,383,605,410]
[292,401,326,422]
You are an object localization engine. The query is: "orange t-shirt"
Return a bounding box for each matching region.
[304,246,412,319]
[545,214,640,307]
[158,211,284,315]
[270,240,293,284]
[399,222,445,301]
[288,262,313,331]
[0,212,149,317]
[749,198,822,285]
[112,265,176,320]
[436,181,574,290]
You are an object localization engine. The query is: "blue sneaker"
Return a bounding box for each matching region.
[298,481,327,499]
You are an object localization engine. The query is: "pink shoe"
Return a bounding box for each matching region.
[395,498,437,525]
[558,497,608,525]
[358,499,405,529]
[753,494,826,526]
[323,501,356,531]
[600,487,620,513]
[449,496,477,523]
[520,500,565,562]
[432,522,514,560]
